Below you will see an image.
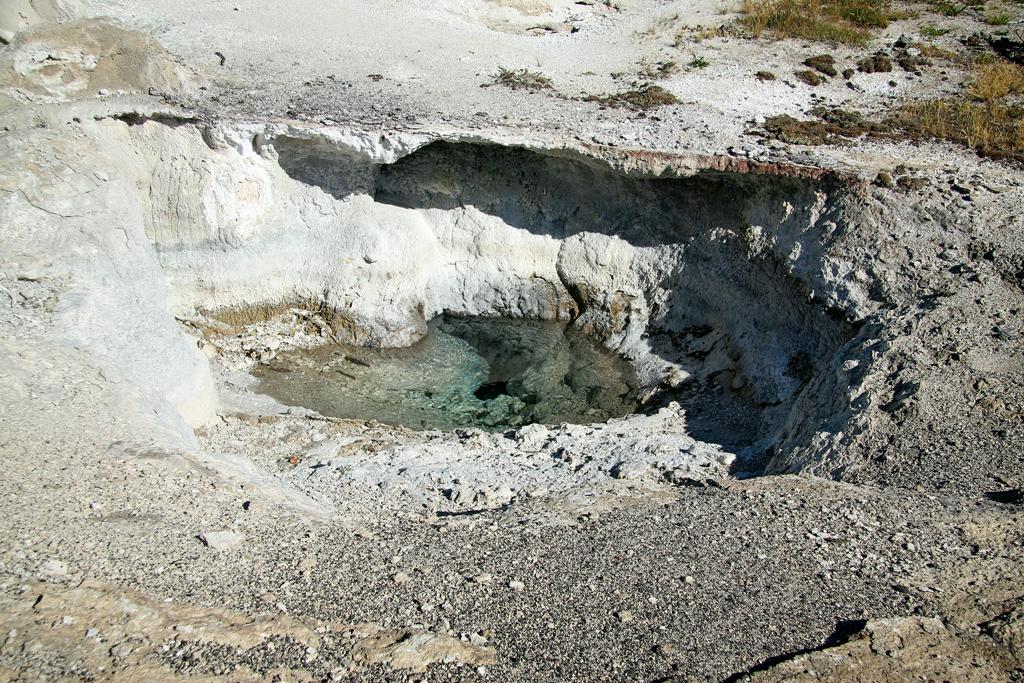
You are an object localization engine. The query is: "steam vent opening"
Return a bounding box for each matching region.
[176,137,856,457]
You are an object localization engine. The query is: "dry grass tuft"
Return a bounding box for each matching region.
[756,60,1024,161]
[912,41,959,62]
[762,107,892,144]
[584,85,680,110]
[493,67,553,91]
[739,0,903,45]
[891,100,1024,160]
[890,61,1024,161]
[967,61,1024,102]
[637,59,679,80]
[673,24,731,46]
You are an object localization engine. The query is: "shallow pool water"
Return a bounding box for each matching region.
[251,315,640,431]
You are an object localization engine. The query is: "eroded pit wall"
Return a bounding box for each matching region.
[101,119,871,453]
[0,118,217,442]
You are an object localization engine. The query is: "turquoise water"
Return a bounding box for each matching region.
[251,315,640,431]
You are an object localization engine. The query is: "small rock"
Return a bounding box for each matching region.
[509,579,525,591]
[667,468,703,486]
[109,643,133,659]
[611,461,650,480]
[994,325,1018,341]
[516,423,550,451]
[39,559,68,578]
[492,484,514,505]
[616,610,634,623]
[198,530,243,550]
[445,483,474,506]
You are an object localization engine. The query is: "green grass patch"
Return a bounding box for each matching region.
[927,0,983,16]
[919,23,952,36]
[985,10,1013,24]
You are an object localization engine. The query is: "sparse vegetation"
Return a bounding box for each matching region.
[804,54,838,76]
[891,61,1024,160]
[637,59,679,79]
[928,0,973,16]
[973,52,1002,66]
[690,55,711,68]
[756,70,778,80]
[492,67,553,91]
[673,24,730,46]
[795,68,825,85]
[858,52,893,73]
[639,12,681,37]
[761,108,891,144]
[892,99,1024,160]
[985,10,1013,25]
[919,23,952,37]
[756,60,1024,161]
[739,0,906,45]
[584,85,680,109]
[913,41,959,61]
[967,60,1024,101]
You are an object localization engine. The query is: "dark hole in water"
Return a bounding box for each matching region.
[251,315,640,431]
[474,380,509,401]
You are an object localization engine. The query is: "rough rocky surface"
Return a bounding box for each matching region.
[1,4,1023,682]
